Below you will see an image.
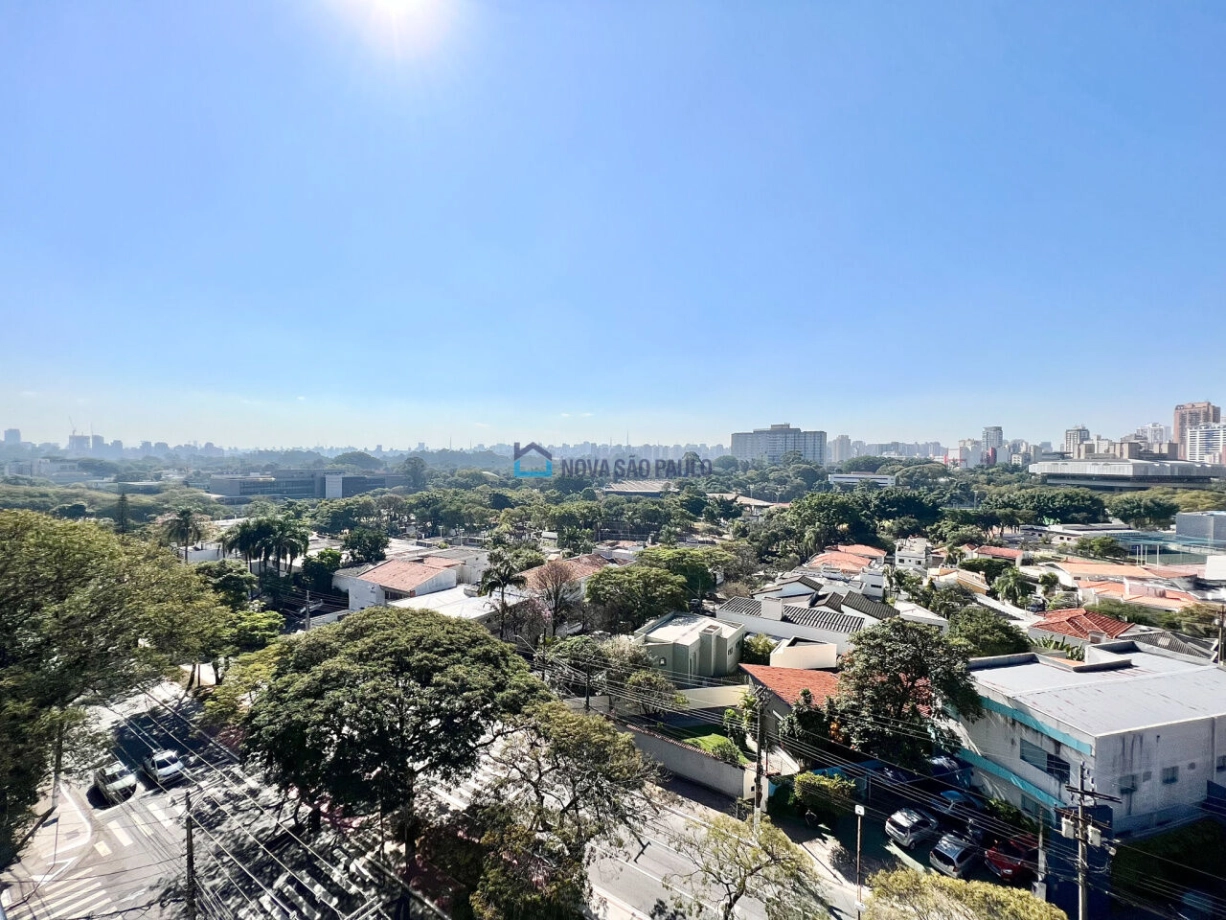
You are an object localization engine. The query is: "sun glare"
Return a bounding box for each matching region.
[328,0,455,59]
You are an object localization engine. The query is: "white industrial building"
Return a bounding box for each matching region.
[953,642,1226,834]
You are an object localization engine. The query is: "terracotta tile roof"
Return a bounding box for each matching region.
[966,544,1023,561]
[836,544,888,559]
[359,559,454,595]
[1079,581,1199,611]
[805,551,874,574]
[521,553,611,590]
[421,556,462,569]
[740,664,840,707]
[1031,609,1134,641]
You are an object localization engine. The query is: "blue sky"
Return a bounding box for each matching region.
[2,1,1224,450]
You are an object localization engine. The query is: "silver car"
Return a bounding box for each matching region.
[930,832,981,878]
[94,761,137,804]
[884,808,940,850]
[142,750,186,787]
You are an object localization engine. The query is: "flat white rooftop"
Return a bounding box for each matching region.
[391,586,495,621]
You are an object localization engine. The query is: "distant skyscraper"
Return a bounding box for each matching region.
[1174,402,1221,459]
[730,423,826,465]
[67,434,90,454]
[1136,422,1169,444]
[1185,423,1226,464]
[982,426,1004,451]
[1064,426,1090,456]
[828,434,853,465]
[3,428,19,445]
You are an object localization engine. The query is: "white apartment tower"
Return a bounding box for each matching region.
[1064,426,1090,456]
[730,423,827,465]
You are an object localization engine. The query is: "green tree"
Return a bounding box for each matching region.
[1107,493,1180,530]
[469,702,660,918]
[533,558,581,637]
[342,526,390,565]
[740,633,776,665]
[300,548,344,593]
[547,636,611,711]
[793,772,855,824]
[114,492,131,534]
[666,815,826,920]
[831,618,983,766]
[992,567,1033,607]
[1072,536,1128,560]
[620,669,683,716]
[638,546,732,601]
[864,868,1066,920]
[0,511,226,866]
[786,493,874,556]
[244,607,547,871]
[959,556,1013,582]
[163,507,205,563]
[400,455,429,490]
[195,559,258,611]
[584,564,688,631]
[330,450,384,470]
[261,516,310,574]
[479,550,529,640]
[948,606,1031,657]
[557,525,595,555]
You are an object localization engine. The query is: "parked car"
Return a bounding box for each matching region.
[986,836,1040,884]
[142,750,186,787]
[933,789,983,825]
[929,832,981,878]
[884,808,940,850]
[93,761,137,804]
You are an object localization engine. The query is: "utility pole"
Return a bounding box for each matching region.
[854,803,865,920]
[305,589,312,631]
[1063,762,1120,920]
[751,686,769,832]
[185,789,197,920]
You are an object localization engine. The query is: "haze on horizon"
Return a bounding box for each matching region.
[2,1,1224,450]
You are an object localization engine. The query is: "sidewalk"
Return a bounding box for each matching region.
[0,783,95,910]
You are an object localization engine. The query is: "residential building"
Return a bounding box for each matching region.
[392,584,497,626]
[894,537,932,573]
[344,557,459,611]
[1184,423,1226,463]
[982,426,1004,451]
[1028,458,1223,491]
[634,613,746,681]
[715,596,876,655]
[955,642,1226,832]
[797,546,886,599]
[828,434,853,465]
[3,428,19,445]
[730,423,826,465]
[1137,423,1169,444]
[828,471,896,490]
[1174,401,1221,458]
[1063,426,1090,457]
[1026,609,1143,648]
[740,664,840,725]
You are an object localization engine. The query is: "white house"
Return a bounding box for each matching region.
[715,596,875,656]
[344,557,459,611]
[953,642,1226,833]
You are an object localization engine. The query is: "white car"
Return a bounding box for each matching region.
[884,808,940,850]
[142,750,186,787]
[93,761,138,804]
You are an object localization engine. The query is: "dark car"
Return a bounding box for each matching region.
[986,836,1040,884]
[929,832,981,879]
[932,790,984,825]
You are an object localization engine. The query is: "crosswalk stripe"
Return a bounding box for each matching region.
[134,820,154,838]
[146,802,171,825]
[37,877,95,901]
[51,887,110,918]
[93,839,113,857]
[108,822,135,847]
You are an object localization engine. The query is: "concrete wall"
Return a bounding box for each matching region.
[770,642,837,670]
[677,686,750,711]
[622,724,750,799]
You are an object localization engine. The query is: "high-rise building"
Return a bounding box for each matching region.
[828,434,853,465]
[1174,402,1221,459]
[982,427,1004,451]
[67,434,90,454]
[3,428,19,445]
[730,423,826,465]
[1185,423,1226,464]
[1136,422,1169,444]
[1064,426,1090,456]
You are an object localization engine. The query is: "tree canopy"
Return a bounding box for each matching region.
[864,868,1066,920]
[584,564,688,631]
[948,606,1032,657]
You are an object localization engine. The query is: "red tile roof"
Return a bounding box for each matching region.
[806,551,874,574]
[359,559,455,595]
[739,664,839,707]
[521,553,611,590]
[1031,609,1134,641]
[967,544,1023,561]
[837,544,888,559]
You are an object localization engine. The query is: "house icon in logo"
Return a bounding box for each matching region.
[513,442,553,478]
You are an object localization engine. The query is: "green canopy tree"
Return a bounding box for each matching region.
[637,547,732,601]
[830,618,984,767]
[163,507,205,563]
[584,564,688,631]
[666,815,826,920]
[243,607,547,870]
[864,868,1066,920]
[0,511,226,867]
[195,559,258,611]
[948,606,1032,657]
[547,636,612,711]
[1107,493,1180,530]
[342,526,389,565]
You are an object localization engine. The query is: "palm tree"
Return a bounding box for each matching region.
[479,553,528,640]
[255,516,310,575]
[164,508,204,564]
